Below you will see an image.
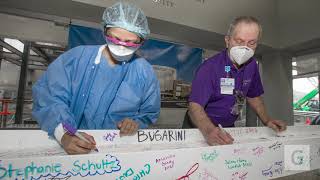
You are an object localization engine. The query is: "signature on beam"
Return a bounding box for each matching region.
[232,171,248,180]
[177,163,199,180]
[103,132,118,142]
[268,141,282,151]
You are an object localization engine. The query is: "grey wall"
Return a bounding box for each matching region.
[0,0,280,49]
[277,0,320,48]
[74,0,279,48]
[0,13,68,45]
[1,0,320,50]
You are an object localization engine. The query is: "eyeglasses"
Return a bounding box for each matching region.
[231,90,245,116]
[230,36,258,48]
[106,35,142,48]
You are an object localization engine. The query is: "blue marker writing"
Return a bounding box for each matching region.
[62,122,99,152]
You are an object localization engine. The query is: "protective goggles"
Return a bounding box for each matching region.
[106,36,142,48]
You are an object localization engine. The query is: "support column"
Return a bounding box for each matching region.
[0,42,2,71]
[318,72,320,112]
[246,102,258,127]
[0,40,3,127]
[259,51,294,126]
[15,41,30,124]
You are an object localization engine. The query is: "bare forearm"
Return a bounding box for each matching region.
[188,102,234,145]
[247,96,270,125]
[188,102,216,134]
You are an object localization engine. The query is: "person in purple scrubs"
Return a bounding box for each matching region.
[188,16,287,145]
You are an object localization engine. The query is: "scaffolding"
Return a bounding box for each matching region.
[0,38,66,128]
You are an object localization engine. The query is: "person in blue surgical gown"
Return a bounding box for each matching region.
[32,2,160,154]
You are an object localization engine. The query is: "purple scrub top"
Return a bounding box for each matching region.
[189,49,264,127]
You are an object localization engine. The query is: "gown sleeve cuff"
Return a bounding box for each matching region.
[54,123,66,145]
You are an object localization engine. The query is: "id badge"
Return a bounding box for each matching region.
[220,78,235,95]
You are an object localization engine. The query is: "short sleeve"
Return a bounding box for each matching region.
[189,63,214,107]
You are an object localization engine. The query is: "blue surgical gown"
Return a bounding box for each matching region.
[32,45,160,136]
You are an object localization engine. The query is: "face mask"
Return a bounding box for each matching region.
[229,46,254,65]
[106,36,140,62]
[107,43,138,62]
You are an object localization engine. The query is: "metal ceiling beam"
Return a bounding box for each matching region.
[28,64,47,71]
[32,43,66,51]
[0,39,22,56]
[293,71,319,79]
[3,58,21,66]
[3,57,47,70]
[1,52,48,64]
[0,40,49,65]
[31,43,51,64]
[294,47,320,57]
[0,52,21,61]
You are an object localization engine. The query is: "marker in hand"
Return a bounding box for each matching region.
[218,124,227,134]
[62,123,99,152]
[218,124,234,144]
[218,123,234,144]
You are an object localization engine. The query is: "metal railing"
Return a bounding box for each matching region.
[294,110,319,125]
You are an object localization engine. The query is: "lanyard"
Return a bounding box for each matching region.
[224,65,245,93]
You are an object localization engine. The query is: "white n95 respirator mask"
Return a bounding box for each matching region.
[229,46,254,65]
[107,43,138,62]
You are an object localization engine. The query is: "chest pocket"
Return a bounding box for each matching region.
[111,82,142,113]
